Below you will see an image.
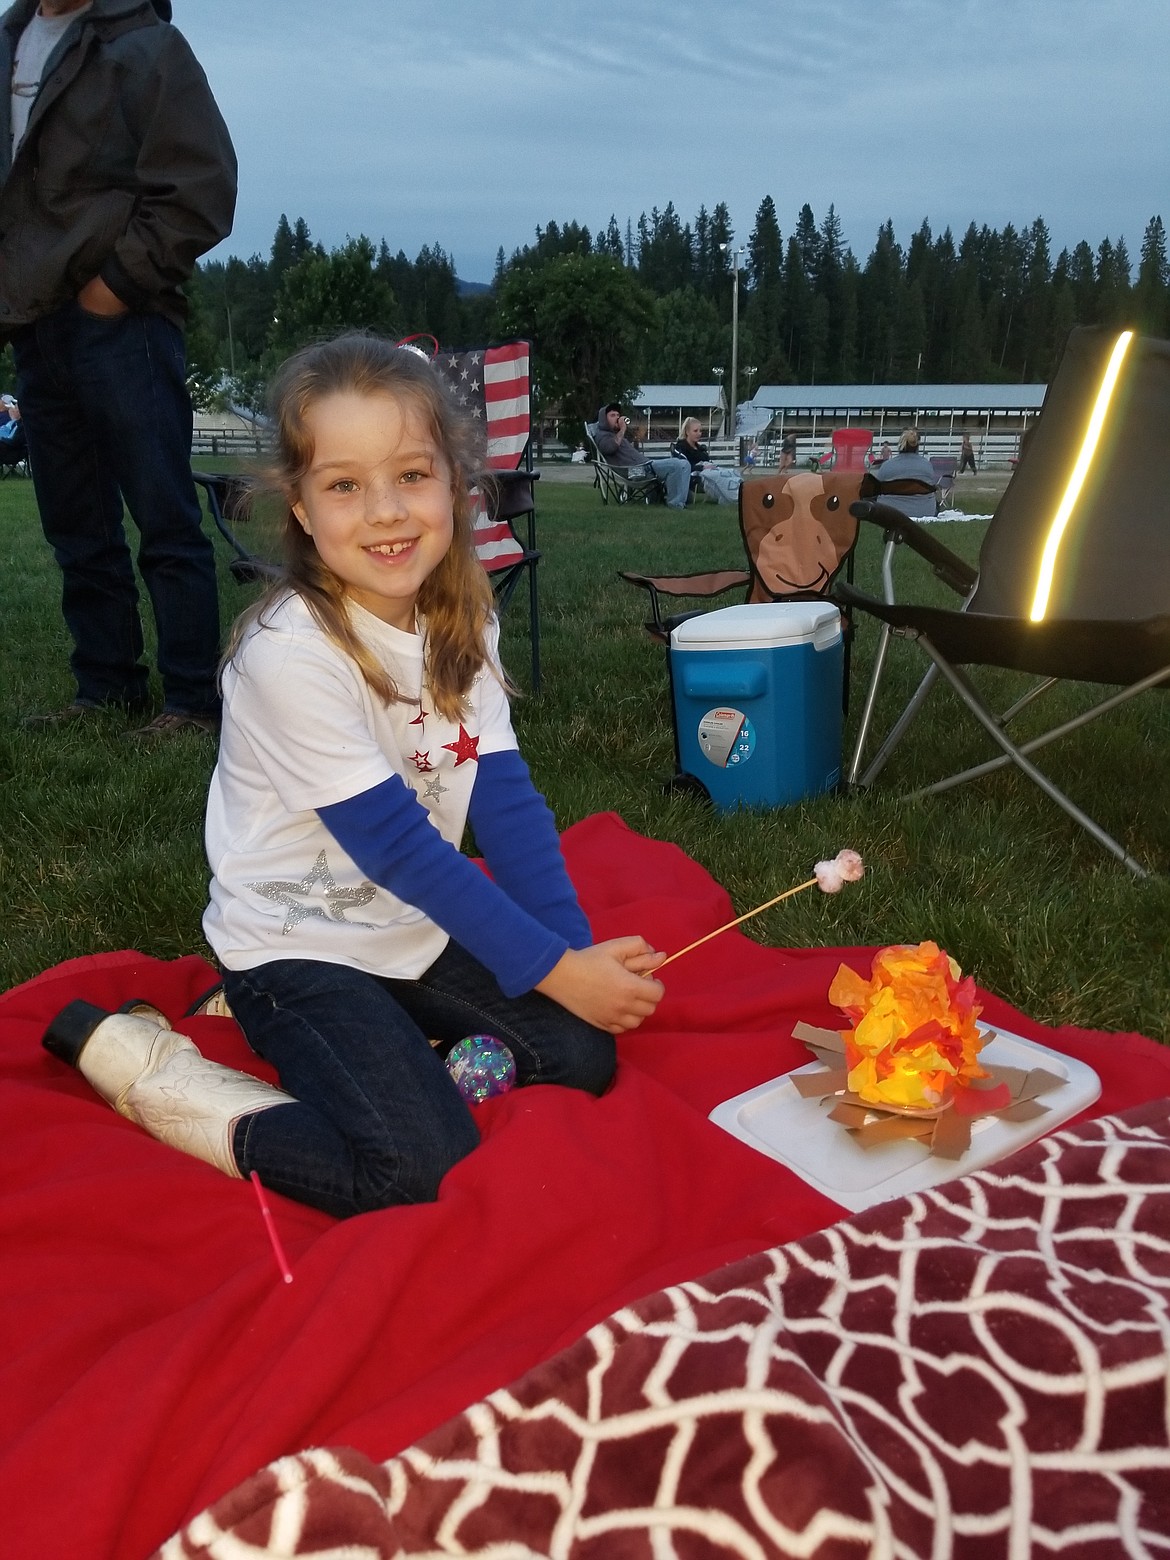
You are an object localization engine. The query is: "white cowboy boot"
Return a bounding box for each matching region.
[44,1000,294,1178]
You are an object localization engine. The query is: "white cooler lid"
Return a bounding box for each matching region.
[670,601,841,652]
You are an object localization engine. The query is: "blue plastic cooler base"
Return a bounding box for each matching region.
[671,638,843,811]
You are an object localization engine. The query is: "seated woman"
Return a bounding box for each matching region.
[872,427,938,487]
[670,418,741,505]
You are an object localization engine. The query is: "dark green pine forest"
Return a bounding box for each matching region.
[184,200,1168,433]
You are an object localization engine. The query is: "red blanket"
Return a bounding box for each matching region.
[2,813,1167,1560]
[161,1099,1170,1558]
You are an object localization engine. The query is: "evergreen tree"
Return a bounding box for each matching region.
[745,196,784,375]
[270,235,398,357]
[781,234,811,373]
[1068,240,1098,322]
[694,205,711,294]
[1134,215,1168,335]
[748,196,783,291]
[708,203,733,310]
[596,216,625,261]
[793,203,819,288]
[836,255,860,381]
[857,221,902,381]
[817,205,846,372]
[648,288,725,383]
[1096,236,1131,325]
[1021,217,1053,379]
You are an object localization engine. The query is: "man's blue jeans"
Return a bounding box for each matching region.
[12,303,220,715]
[647,456,693,508]
[223,942,616,1219]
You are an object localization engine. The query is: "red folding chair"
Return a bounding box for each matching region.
[817,428,873,472]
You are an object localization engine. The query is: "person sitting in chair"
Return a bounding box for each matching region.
[594,403,691,509]
[872,427,939,488]
[670,417,741,505]
[0,397,25,446]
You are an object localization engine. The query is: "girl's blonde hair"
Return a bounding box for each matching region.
[227,333,497,721]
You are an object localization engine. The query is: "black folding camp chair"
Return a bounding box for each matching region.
[0,421,29,478]
[839,326,1170,876]
[585,423,665,506]
[193,472,269,584]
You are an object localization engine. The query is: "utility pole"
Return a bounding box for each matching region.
[721,243,745,445]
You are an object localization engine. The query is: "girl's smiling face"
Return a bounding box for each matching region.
[292,389,455,632]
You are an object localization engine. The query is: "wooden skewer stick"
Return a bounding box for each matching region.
[656,877,819,971]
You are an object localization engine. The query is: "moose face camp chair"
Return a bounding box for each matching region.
[585,422,666,507]
[623,471,862,801]
[620,469,862,642]
[838,326,1170,876]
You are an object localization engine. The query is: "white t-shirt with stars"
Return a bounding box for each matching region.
[204,592,517,978]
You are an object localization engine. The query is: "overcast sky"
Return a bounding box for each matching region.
[178,0,1168,285]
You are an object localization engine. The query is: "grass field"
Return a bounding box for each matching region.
[2,466,1167,1042]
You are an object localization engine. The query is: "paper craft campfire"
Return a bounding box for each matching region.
[792,941,1067,1159]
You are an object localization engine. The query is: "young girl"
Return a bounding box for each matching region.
[54,335,666,1218]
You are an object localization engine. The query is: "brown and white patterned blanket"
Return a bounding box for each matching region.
[160,1097,1170,1558]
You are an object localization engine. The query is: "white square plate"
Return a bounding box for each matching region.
[708,1026,1101,1213]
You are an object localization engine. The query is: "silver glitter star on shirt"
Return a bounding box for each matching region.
[249,850,377,935]
[422,774,449,803]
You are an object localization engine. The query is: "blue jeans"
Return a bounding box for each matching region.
[12,303,220,715]
[647,456,692,508]
[223,942,616,1219]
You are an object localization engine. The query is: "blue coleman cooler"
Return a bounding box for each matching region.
[669,602,843,811]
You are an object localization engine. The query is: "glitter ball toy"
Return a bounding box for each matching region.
[446,1034,517,1104]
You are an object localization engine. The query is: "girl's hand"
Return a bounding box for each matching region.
[536,938,666,1035]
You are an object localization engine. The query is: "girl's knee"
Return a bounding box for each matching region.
[566,1029,617,1097]
[354,1112,480,1211]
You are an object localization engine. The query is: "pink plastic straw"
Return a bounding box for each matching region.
[250,1171,293,1284]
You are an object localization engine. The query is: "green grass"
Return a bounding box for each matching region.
[2,471,1167,1042]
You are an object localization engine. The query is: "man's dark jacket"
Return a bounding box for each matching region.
[0,0,236,334]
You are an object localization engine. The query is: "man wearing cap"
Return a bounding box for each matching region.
[594,403,692,509]
[0,0,236,736]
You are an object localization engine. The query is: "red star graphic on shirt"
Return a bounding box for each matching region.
[408,704,428,729]
[410,750,433,773]
[442,725,480,766]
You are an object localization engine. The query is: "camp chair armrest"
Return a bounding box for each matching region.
[850,499,977,596]
[618,568,750,639]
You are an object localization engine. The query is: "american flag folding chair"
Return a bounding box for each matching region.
[434,341,541,690]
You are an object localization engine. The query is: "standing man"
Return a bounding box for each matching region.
[593,403,692,510]
[1,0,237,736]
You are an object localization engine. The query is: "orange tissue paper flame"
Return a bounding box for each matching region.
[828,941,988,1112]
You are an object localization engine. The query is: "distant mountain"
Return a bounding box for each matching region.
[456,277,491,297]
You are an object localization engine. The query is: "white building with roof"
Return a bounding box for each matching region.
[630,384,729,440]
[749,382,1046,456]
